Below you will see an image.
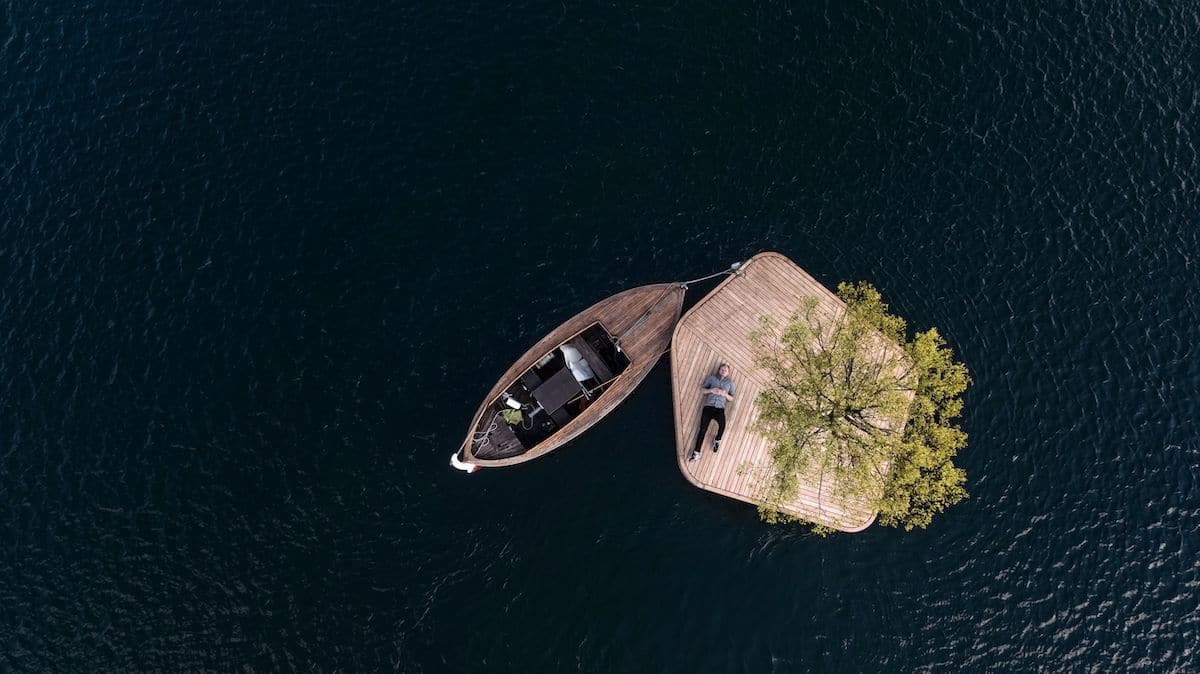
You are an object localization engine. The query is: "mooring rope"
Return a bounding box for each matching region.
[616,260,747,348]
[678,259,746,289]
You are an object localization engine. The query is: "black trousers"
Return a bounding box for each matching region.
[693,405,727,452]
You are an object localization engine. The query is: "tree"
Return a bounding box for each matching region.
[749,281,969,531]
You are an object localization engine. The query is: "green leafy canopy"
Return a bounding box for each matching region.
[749,281,970,531]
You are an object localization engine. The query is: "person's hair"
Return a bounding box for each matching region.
[718,362,730,372]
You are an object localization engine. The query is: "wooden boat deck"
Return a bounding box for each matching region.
[670,252,882,532]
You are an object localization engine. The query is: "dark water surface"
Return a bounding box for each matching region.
[3,1,1199,671]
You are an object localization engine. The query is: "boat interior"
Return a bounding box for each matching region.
[471,323,631,460]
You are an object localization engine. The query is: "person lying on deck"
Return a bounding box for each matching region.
[689,363,735,462]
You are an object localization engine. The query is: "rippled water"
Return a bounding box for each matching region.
[2,1,1198,670]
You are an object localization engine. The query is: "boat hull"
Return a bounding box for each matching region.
[460,282,685,467]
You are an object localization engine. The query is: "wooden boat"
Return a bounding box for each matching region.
[454,282,687,469]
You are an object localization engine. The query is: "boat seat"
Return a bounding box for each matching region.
[519,370,542,391]
[559,344,595,383]
[566,338,614,383]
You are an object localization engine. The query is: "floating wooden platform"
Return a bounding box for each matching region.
[670,252,878,532]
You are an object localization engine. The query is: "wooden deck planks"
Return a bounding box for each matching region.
[670,252,880,532]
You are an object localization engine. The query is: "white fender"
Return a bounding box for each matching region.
[450,452,480,473]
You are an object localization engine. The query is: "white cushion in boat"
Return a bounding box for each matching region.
[560,344,595,382]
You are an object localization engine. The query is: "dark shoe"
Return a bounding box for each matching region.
[712,439,721,453]
[689,450,700,462]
